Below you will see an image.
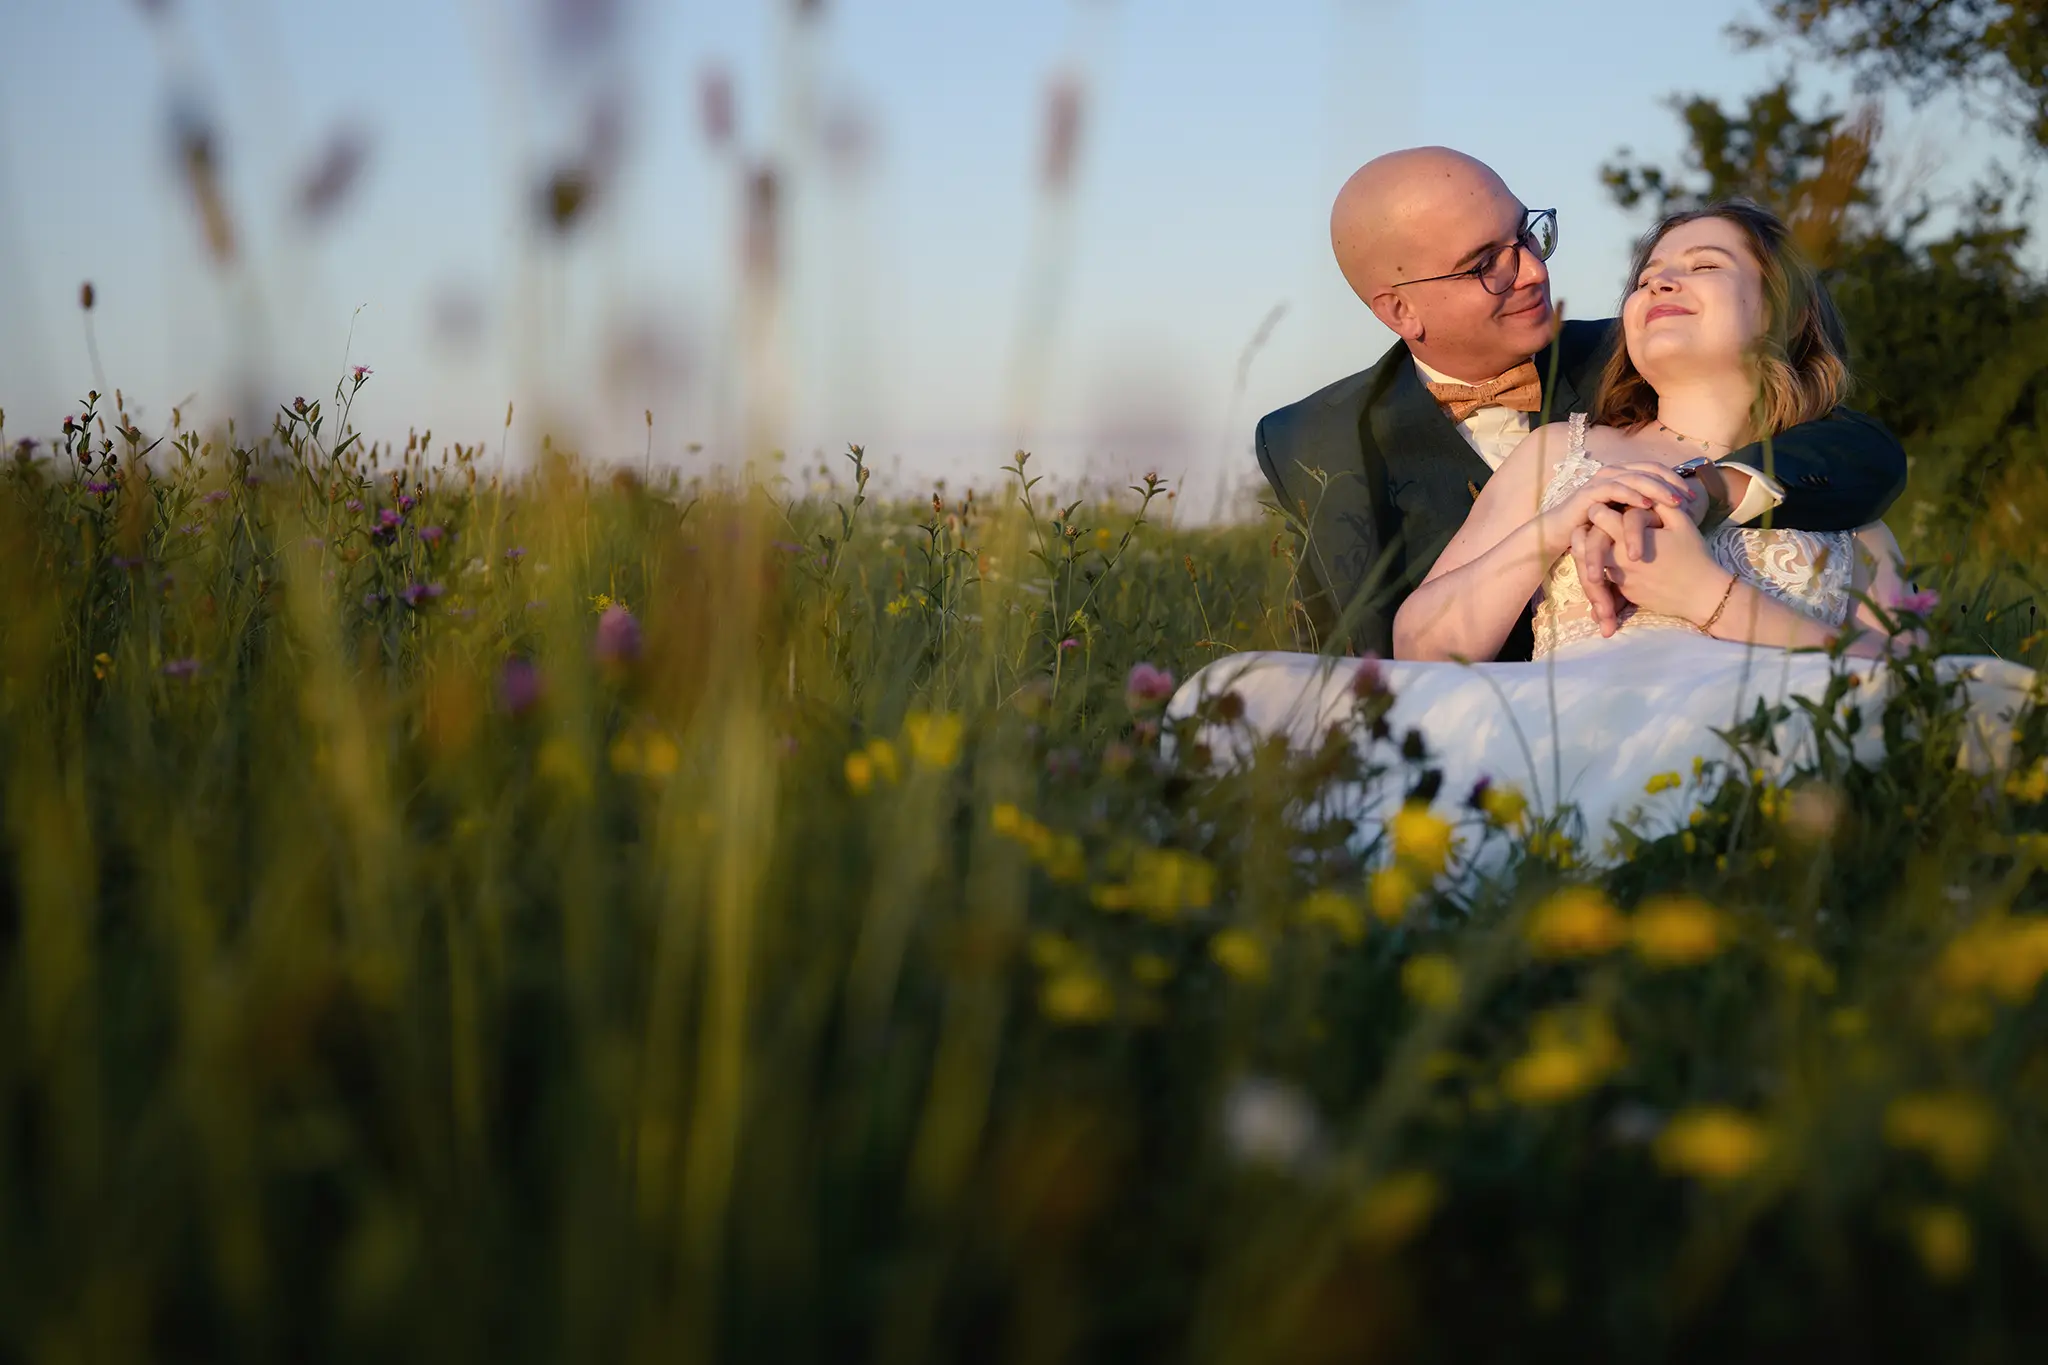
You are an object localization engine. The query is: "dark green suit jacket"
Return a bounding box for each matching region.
[1255,318,1908,660]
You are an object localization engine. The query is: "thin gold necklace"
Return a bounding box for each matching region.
[1654,419,1732,452]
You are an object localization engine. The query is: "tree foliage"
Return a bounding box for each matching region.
[1735,0,2048,151]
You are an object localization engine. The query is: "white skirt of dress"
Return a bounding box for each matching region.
[1164,633,2038,860]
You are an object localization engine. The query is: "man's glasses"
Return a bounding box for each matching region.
[1392,208,1558,296]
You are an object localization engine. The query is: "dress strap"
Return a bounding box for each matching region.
[1567,410,1589,458]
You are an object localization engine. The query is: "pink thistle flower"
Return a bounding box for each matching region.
[1351,653,1386,699]
[594,604,642,665]
[498,658,544,717]
[1125,661,1176,710]
[351,365,372,382]
[1057,637,1080,654]
[1894,588,1940,617]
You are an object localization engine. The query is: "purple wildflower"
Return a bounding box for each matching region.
[110,555,142,570]
[594,604,642,665]
[1057,637,1080,654]
[1895,588,1940,617]
[398,495,416,512]
[1125,661,1177,710]
[498,658,544,717]
[1351,653,1386,699]
[505,546,527,562]
[363,591,386,609]
[345,497,363,512]
[179,522,203,536]
[378,507,403,528]
[162,657,200,679]
[351,364,372,382]
[201,489,229,505]
[399,581,445,607]
[245,474,261,488]
[84,480,115,495]
[419,525,445,545]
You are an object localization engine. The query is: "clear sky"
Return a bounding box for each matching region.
[0,0,2035,513]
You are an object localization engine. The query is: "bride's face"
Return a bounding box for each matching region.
[1621,216,1767,381]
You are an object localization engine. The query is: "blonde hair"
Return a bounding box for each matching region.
[1591,199,1853,439]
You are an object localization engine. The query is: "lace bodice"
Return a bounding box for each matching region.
[1530,413,1855,659]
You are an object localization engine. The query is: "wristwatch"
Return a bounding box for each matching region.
[1671,455,1727,525]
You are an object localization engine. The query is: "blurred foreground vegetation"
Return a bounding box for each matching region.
[4,367,2048,1362]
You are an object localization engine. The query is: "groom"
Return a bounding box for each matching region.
[1260,146,1906,658]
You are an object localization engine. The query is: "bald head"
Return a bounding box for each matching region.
[1331,147,1517,302]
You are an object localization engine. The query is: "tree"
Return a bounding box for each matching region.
[1735,0,2048,152]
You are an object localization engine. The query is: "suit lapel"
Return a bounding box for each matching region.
[1368,354,1494,580]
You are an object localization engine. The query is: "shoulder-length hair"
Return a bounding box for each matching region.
[1590,198,1853,439]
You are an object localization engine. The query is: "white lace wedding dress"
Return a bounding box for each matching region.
[1168,414,2037,856]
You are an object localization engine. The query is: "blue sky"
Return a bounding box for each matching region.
[0,0,2036,511]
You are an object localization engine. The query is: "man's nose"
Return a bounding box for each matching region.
[1513,241,1551,291]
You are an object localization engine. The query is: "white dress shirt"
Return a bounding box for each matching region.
[1413,356,1785,525]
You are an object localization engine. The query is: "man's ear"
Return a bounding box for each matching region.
[1369,289,1424,345]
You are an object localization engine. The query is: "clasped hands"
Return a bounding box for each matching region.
[1552,463,1727,636]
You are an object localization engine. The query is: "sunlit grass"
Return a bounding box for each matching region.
[4,372,2048,1360]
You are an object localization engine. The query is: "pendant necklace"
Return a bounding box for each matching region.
[1654,419,1731,452]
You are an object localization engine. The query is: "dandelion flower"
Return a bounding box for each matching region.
[1298,889,1365,943]
[1884,1090,1998,1183]
[1390,802,1453,875]
[1906,1204,1972,1282]
[1630,895,1727,968]
[1401,953,1461,1011]
[1210,929,1270,984]
[1643,770,1682,795]
[904,711,964,768]
[1352,1170,1441,1251]
[1654,1107,1768,1182]
[1525,886,1625,959]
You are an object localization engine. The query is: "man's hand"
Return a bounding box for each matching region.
[1570,506,1663,636]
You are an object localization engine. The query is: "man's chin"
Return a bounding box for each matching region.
[1504,301,1557,348]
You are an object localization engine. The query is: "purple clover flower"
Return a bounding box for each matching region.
[345,497,363,512]
[498,658,544,717]
[378,507,403,528]
[398,495,416,512]
[594,604,642,665]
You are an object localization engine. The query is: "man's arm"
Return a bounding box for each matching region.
[1255,413,1402,657]
[1713,407,1907,531]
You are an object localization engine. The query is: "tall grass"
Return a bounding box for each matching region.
[4,375,2048,1362]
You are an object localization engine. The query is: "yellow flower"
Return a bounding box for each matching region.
[589,592,617,614]
[1644,770,1682,795]
[1502,1009,1623,1106]
[1773,946,1837,996]
[609,727,679,777]
[1654,1107,1769,1183]
[1040,967,1115,1024]
[1028,931,1081,971]
[1630,895,1727,968]
[1131,952,1174,986]
[1681,831,1698,855]
[1390,802,1453,875]
[1298,889,1365,943]
[1095,848,1216,921]
[884,593,913,617]
[1936,917,2048,1003]
[1210,930,1270,984]
[865,738,901,784]
[991,802,1024,837]
[2005,758,2048,804]
[1480,783,1528,828]
[1369,865,1420,923]
[1525,886,1625,959]
[1352,1169,1441,1250]
[844,751,875,793]
[1906,1204,1973,1283]
[903,711,963,769]
[1401,953,1462,1011]
[1884,1090,1998,1182]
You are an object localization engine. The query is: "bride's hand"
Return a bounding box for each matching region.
[1589,499,1732,625]
[1544,462,1696,541]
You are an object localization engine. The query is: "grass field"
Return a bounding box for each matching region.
[5,372,2048,1362]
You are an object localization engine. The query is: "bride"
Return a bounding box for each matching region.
[1169,200,2036,853]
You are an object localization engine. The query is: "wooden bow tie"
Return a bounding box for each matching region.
[1424,362,1543,422]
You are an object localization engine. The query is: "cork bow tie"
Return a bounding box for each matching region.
[1424,361,1543,422]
